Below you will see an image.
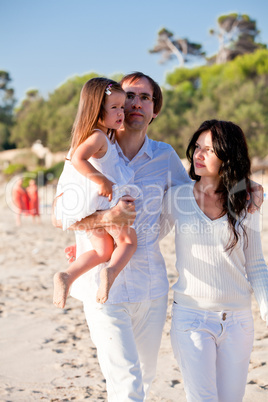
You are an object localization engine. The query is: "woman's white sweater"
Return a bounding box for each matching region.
[163,182,268,322]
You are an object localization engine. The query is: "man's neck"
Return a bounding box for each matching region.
[116,128,147,160]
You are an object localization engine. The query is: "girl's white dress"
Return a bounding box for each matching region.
[55,135,139,230]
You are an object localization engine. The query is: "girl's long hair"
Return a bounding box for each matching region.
[186,119,251,252]
[70,78,125,157]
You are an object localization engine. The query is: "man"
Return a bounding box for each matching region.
[53,72,190,400]
[53,72,262,401]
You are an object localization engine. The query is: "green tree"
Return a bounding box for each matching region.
[149,28,205,67]
[148,82,196,155]
[44,72,100,151]
[0,71,16,149]
[209,13,266,64]
[152,49,268,158]
[11,90,47,148]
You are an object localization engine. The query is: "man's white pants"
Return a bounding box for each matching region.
[170,304,254,402]
[83,295,168,401]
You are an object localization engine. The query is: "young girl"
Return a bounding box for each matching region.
[163,120,268,401]
[53,78,139,309]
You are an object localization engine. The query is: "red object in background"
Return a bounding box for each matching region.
[26,180,40,216]
[13,184,30,214]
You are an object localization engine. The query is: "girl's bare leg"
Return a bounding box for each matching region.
[53,229,114,308]
[96,226,137,304]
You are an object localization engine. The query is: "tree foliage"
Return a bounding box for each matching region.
[11,90,47,148]
[10,72,101,152]
[209,13,266,64]
[44,72,100,151]
[0,71,16,150]
[149,28,205,67]
[148,49,268,158]
[5,17,268,164]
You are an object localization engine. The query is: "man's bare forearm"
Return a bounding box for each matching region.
[52,194,136,230]
[68,209,112,231]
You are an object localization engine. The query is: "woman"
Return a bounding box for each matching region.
[163,120,268,401]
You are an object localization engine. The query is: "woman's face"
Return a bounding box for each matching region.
[193,130,222,178]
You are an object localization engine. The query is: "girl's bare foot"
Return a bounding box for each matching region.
[53,272,71,308]
[96,267,116,304]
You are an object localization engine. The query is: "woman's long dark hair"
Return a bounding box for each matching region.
[186,119,251,251]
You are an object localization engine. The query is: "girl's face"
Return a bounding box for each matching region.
[193,130,222,178]
[98,91,125,131]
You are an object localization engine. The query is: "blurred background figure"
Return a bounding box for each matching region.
[12,177,29,226]
[26,179,40,224]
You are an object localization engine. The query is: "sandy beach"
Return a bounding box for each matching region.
[0,177,268,402]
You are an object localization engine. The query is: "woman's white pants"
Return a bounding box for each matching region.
[170,304,254,402]
[83,295,168,401]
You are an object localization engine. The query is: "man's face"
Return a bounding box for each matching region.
[121,77,158,131]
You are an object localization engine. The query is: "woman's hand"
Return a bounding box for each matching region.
[248,182,264,213]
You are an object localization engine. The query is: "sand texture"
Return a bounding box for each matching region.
[0,181,268,401]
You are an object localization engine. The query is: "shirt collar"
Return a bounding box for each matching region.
[116,135,153,162]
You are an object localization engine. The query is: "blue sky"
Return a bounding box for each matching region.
[2,0,268,104]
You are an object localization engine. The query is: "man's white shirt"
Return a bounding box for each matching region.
[70,136,191,303]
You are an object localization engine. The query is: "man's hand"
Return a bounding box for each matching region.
[62,197,135,263]
[248,182,264,213]
[53,192,136,231]
[104,195,136,226]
